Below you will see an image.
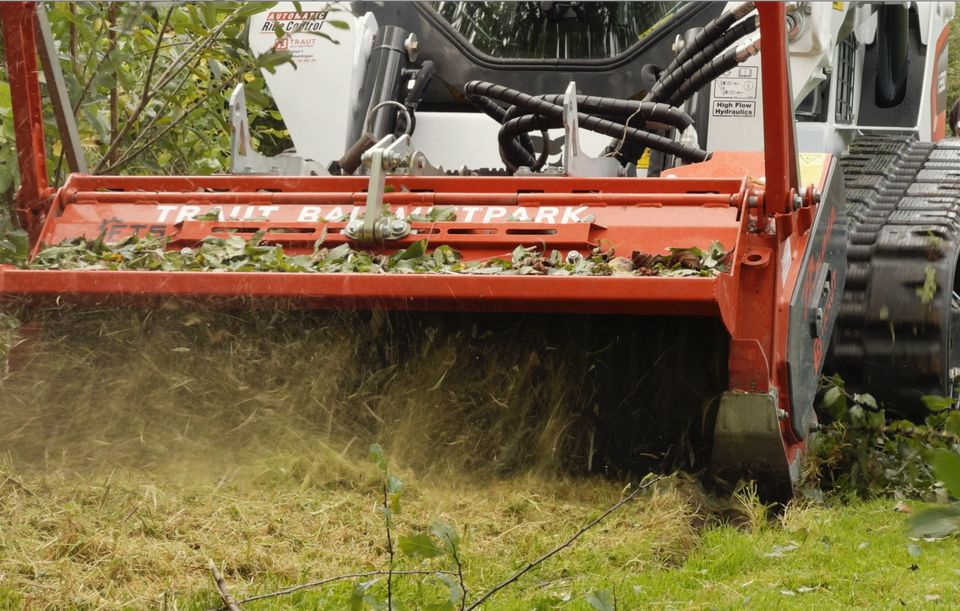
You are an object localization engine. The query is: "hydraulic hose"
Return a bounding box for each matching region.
[501,104,549,170]
[606,3,754,171]
[648,16,758,104]
[464,81,709,165]
[500,96,694,166]
[498,114,560,169]
[668,40,759,107]
[661,2,755,80]
[533,95,693,130]
[502,97,695,168]
[395,60,436,136]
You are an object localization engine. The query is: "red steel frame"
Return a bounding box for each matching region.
[0,3,818,464]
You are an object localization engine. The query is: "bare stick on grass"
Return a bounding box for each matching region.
[440,530,468,610]
[207,559,242,611]
[465,474,665,610]
[220,570,454,608]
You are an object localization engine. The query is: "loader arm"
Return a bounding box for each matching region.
[0,2,840,499]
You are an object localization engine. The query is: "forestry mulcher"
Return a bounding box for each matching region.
[2,1,958,498]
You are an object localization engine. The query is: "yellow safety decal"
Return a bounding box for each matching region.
[637,148,652,169]
[798,152,828,187]
[832,2,844,10]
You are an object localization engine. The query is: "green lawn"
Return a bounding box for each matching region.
[2,463,958,610]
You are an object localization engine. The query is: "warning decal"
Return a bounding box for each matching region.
[714,66,758,100]
[712,100,755,118]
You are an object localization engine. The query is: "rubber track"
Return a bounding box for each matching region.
[831,135,960,413]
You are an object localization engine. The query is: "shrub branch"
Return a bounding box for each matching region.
[464,475,664,610]
[215,570,454,609]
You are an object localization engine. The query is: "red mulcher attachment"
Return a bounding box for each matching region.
[0,3,845,499]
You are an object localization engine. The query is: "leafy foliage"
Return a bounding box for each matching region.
[0,1,295,214]
[365,444,465,610]
[0,227,28,264]
[808,375,960,502]
[9,229,729,278]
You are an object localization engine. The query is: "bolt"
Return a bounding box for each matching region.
[404,33,419,62]
[345,220,362,236]
[671,34,684,55]
[566,250,583,264]
[777,408,789,421]
[391,219,407,233]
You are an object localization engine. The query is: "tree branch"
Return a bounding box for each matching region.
[141,6,174,101]
[93,5,243,174]
[464,475,664,610]
[96,93,206,174]
[71,5,140,115]
[384,480,395,611]
[215,570,454,609]
[443,531,467,611]
[207,558,242,611]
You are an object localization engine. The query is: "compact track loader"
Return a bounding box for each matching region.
[2,1,959,499]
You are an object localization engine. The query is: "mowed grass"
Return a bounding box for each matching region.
[1,462,960,610]
[0,304,957,610]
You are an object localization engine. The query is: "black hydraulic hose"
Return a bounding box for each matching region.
[396,60,437,136]
[467,95,539,160]
[464,81,709,163]
[661,2,755,81]
[502,104,548,170]
[668,46,743,107]
[648,16,758,104]
[506,97,693,167]
[498,114,560,169]
[472,87,695,169]
[534,95,694,130]
[403,60,435,107]
[500,96,693,168]
[467,93,508,123]
[503,108,646,168]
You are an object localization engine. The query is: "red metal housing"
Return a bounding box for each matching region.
[0,3,825,489]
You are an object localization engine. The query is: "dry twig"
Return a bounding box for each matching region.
[465,475,664,610]
[207,558,242,611]
[216,570,454,609]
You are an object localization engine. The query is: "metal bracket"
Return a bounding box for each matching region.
[229,84,328,176]
[344,134,443,244]
[712,391,797,501]
[561,81,623,178]
[35,3,86,174]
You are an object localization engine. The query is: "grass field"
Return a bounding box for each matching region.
[3,462,960,610]
[0,307,959,610]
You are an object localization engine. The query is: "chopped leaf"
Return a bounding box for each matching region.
[25,232,729,279]
[931,449,960,498]
[192,208,222,221]
[585,590,616,611]
[431,520,460,555]
[906,505,960,539]
[398,533,443,559]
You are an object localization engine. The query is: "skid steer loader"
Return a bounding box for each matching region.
[1,1,958,499]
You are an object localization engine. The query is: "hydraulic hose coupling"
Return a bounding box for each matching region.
[732,2,756,20]
[736,39,761,62]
